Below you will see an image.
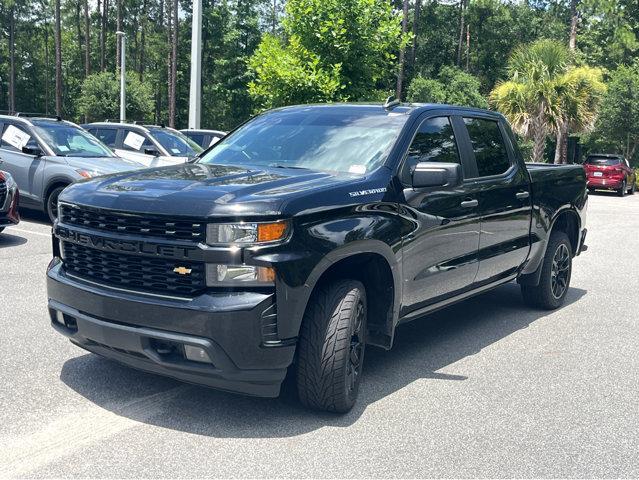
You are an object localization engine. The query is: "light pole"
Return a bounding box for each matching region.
[116,31,126,122]
[188,0,202,129]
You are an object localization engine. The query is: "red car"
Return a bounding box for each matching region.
[0,170,20,233]
[584,154,637,196]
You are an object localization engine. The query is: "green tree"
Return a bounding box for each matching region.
[590,64,639,162]
[77,71,153,121]
[248,0,407,109]
[406,66,487,108]
[490,39,603,163]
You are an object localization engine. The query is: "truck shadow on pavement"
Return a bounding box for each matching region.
[0,232,28,248]
[60,283,586,437]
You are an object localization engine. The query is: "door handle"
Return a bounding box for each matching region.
[460,199,478,208]
[516,191,530,200]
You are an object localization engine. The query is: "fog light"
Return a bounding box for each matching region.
[184,345,212,364]
[55,310,65,325]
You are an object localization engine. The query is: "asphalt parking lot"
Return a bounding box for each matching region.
[1,192,638,478]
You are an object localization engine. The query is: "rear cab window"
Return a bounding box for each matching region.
[463,117,511,177]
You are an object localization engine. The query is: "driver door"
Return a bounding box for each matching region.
[400,114,482,317]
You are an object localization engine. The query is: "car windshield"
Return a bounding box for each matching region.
[32,121,115,157]
[197,108,410,174]
[585,157,621,166]
[148,129,203,157]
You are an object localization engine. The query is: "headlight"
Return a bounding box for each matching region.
[2,172,16,188]
[206,264,275,286]
[206,221,289,246]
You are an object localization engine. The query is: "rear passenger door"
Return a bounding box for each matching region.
[461,115,532,284]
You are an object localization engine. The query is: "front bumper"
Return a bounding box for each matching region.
[0,184,19,227]
[47,262,296,397]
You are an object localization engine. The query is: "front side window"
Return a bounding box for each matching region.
[464,117,511,177]
[31,121,115,157]
[198,109,409,174]
[121,129,155,152]
[1,123,36,153]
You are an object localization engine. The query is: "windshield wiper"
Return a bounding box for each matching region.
[269,164,312,170]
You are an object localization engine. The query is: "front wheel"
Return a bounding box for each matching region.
[46,186,67,223]
[521,231,572,310]
[296,279,367,413]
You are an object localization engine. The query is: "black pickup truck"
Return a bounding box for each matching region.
[47,103,587,412]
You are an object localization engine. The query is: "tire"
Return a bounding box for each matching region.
[46,185,67,223]
[521,231,572,310]
[618,181,626,197]
[296,279,367,413]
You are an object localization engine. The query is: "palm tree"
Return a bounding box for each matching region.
[490,40,604,163]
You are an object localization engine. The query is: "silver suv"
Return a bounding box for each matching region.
[84,122,203,167]
[0,115,144,222]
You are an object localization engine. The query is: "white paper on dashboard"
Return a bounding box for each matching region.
[2,125,31,150]
[123,131,146,151]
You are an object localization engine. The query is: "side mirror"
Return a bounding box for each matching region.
[412,162,462,189]
[144,148,160,156]
[22,145,43,157]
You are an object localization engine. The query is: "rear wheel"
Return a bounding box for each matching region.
[296,279,367,413]
[618,180,627,197]
[46,185,67,223]
[521,231,572,310]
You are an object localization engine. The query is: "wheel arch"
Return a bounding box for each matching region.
[292,240,401,350]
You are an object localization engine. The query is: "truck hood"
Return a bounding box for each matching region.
[62,156,145,174]
[59,163,373,218]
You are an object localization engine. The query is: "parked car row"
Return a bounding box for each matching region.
[0,114,226,222]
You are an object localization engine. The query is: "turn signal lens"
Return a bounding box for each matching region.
[257,222,288,242]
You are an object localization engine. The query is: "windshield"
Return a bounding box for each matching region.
[585,157,621,166]
[32,122,115,157]
[148,129,203,157]
[197,108,409,173]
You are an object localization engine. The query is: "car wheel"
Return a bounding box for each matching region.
[296,279,367,413]
[618,181,626,197]
[46,185,67,223]
[521,231,572,310]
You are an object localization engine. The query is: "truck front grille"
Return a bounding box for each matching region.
[59,204,206,242]
[62,242,206,296]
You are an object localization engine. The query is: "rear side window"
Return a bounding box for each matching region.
[464,117,511,177]
[92,128,117,147]
[585,157,621,166]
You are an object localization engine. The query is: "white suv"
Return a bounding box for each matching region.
[83,122,203,167]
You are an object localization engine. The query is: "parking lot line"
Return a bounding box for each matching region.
[6,227,51,238]
[0,386,187,478]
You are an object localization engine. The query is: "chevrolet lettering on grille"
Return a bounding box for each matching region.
[55,226,196,259]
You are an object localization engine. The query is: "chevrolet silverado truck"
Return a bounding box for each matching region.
[47,103,588,413]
